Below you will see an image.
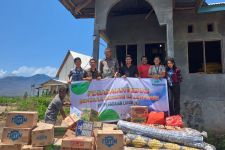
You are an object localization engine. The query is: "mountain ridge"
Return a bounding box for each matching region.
[0,74,52,97]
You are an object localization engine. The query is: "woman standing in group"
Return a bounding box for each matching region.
[166,58,182,115]
[148,56,165,79]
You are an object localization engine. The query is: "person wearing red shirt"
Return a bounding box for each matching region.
[138,56,151,78]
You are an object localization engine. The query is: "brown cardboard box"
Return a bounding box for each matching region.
[63,114,80,128]
[53,138,62,150]
[81,108,98,121]
[130,117,147,123]
[22,145,43,150]
[31,123,54,147]
[6,111,38,128]
[1,127,32,144]
[102,123,117,130]
[0,142,22,150]
[93,121,103,129]
[130,106,148,118]
[125,146,148,150]
[62,148,93,150]
[63,129,76,138]
[44,138,62,150]
[54,125,68,138]
[62,136,94,150]
[96,130,124,150]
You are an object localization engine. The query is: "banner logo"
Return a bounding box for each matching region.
[71,82,90,95]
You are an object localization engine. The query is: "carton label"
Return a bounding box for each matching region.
[7,130,22,141]
[76,120,93,136]
[36,134,47,141]
[102,136,117,148]
[12,115,27,126]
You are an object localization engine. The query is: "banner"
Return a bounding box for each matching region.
[70,78,169,122]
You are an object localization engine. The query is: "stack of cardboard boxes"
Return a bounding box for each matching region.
[60,110,125,150]
[0,109,126,150]
[0,111,38,149]
[0,111,55,150]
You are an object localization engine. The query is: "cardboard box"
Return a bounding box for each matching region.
[61,148,93,150]
[32,123,54,147]
[63,129,76,138]
[1,127,31,144]
[130,106,148,118]
[96,130,124,150]
[102,123,117,130]
[6,111,38,128]
[62,136,94,149]
[76,120,93,137]
[130,117,147,123]
[22,145,43,150]
[44,138,62,150]
[81,108,98,121]
[63,114,79,128]
[54,125,67,138]
[93,121,103,129]
[0,142,22,150]
[125,146,147,150]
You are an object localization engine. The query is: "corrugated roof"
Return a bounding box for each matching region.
[198,1,225,13]
[41,79,68,87]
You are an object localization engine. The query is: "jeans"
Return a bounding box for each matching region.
[168,83,180,116]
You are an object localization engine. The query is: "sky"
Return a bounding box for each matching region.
[0,0,223,77]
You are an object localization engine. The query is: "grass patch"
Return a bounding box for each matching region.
[0,96,18,105]
[16,96,52,120]
[0,96,70,121]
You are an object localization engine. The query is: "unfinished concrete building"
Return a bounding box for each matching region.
[60,0,225,133]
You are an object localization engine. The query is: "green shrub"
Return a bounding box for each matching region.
[206,132,225,150]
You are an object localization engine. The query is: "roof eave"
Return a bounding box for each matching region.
[198,4,225,13]
[60,0,94,19]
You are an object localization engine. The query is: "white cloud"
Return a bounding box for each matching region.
[0,69,7,78]
[11,66,57,77]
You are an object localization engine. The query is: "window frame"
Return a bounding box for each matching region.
[187,39,223,74]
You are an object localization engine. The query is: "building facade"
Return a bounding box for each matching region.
[60,0,225,133]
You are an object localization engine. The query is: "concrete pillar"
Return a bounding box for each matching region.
[93,20,100,66]
[167,21,174,58]
[137,43,145,65]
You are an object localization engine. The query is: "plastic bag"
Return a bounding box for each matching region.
[166,115,184,127]
[146,111,165,125]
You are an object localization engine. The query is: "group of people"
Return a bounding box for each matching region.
[44,48,182,125]
[68,48,182,116]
